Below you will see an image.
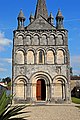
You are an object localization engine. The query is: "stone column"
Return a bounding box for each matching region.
[24,52,27,64]
[51,83,54,102]
[34,53,37,64]
[45,52,47,64]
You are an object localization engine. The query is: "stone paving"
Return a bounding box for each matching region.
[15,104,80,120]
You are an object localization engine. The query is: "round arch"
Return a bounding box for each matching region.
[30,71,52,101]
[13,75,29,100]
[53,75,68,100]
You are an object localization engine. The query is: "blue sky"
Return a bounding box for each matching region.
[0,0,80,78]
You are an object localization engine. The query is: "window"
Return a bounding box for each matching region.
[37,50,44,64]
[39,51,43,63]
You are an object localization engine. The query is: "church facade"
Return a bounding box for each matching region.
[12,0,71,103]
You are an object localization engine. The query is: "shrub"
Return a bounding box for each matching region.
[0,91,27,120]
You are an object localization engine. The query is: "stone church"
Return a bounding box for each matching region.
[12,0,71,103]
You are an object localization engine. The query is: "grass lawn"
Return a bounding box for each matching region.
[72,97,80,104]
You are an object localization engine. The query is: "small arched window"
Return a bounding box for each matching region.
[39,50,43,63]
[37,50,44,64]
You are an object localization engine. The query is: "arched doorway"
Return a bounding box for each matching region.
[36,79,46,101]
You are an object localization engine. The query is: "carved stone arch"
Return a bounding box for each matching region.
[27,49,35,64]
[56,48,67,57]
[14,75,29,83]
[16,32,25,38]
[48,34,55,45]
[53,75,67,100]
[27,48,35,54]
[53,75,67,84]
[56,34,64,45]
[24,34,31,45]
[30,71,52,84]
[30,71,52,101]
[36,47,46,53]
[16,48,25,53]
[46,47,55,54]
[13,75,28,100]
[32,34,39,45]
[40,34,47,45]
[16,49,25,64]
[60,31,66,36]
[56,48,66,64]
[46,48,55,64]
[15,33,24,45]
[58,34,64,39]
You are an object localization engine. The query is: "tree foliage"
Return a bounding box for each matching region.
[0,91,28,120]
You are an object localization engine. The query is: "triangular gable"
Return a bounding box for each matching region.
[26,15,56,30]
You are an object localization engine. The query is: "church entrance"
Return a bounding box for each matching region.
[36,79,46,101]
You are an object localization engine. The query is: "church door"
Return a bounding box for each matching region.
[36,79,46,101]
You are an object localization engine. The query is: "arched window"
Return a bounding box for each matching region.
[27,50,34,64]
[37,50,44,64]
[39,50,43,63]
[16,51,24,64]
[57,50,64,64]
[47,50,54,64]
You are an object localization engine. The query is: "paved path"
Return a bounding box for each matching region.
[15,105,80,120]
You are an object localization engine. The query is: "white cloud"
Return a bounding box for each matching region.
[71,56,80,66]
[0,58,12,64]
[0,32,12,46]
[0,68,7,72]
[70,55,80,75]
[4,58,12,64]
[0,46,5,51]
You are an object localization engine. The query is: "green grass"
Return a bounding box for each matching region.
[72,97,80,104]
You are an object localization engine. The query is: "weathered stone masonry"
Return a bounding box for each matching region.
[12,0,71,103]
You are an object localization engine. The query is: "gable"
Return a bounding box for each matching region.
[26,16,56,30]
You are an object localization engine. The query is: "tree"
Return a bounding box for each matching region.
[0,91,28,120]
[2,77,11,84]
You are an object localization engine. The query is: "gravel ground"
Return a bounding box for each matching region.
[14,105,80,120]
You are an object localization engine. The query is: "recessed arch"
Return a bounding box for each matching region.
[16,50,24,64]
[53,75,67,100]
[30,71,52,101]
[15,35,23,45]
[56,49,65,64]
[47,50,55,64]
[25,35,31,45]
[48,34,55,45]
[27,50,34,64]
[40,34,47,45]
[14,76,28,100]
[32,34,39,45]
[56,34,64,45]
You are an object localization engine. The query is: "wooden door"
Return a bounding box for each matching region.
[36,80,41,100]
